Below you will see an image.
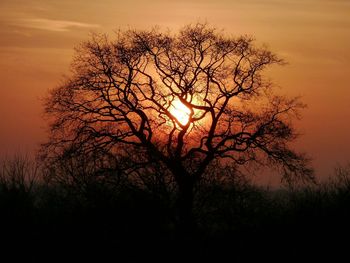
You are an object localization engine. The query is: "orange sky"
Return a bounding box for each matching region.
[0,0,349,181]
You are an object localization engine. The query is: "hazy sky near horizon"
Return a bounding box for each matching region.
[0,0,349,182]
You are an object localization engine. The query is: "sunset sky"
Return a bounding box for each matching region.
[0,0,349,181]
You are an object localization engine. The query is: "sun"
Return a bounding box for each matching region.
[169,98,191,126]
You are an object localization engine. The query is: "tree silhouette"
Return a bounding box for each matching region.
[41,23,313,231]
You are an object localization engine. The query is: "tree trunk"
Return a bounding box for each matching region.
[176,176,195,235]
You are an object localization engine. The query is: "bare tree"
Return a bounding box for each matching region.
[41,23,313,230]
[0,154,39,195]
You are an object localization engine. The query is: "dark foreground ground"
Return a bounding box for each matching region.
[1,179,350,262]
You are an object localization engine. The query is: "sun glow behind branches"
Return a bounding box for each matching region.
[169,98,191,126]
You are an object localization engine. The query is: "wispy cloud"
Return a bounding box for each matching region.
[10,18,100,32]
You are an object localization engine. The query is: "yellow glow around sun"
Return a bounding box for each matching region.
[169,98,191,125]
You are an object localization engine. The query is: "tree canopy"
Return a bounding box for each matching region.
[42,23,313,227]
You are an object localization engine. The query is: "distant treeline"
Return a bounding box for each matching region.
[0,155,349,261]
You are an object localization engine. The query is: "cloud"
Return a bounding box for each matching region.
[11,18,100,32]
